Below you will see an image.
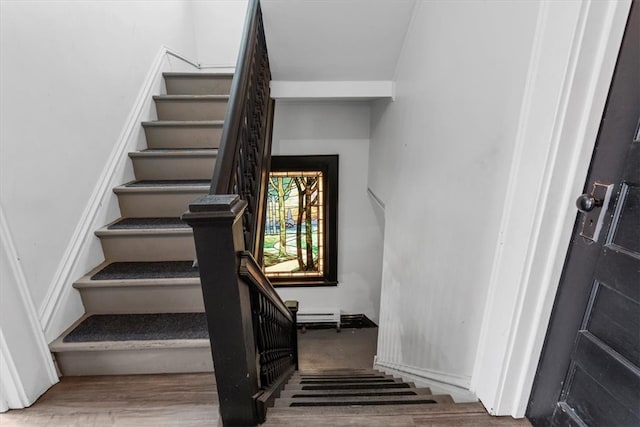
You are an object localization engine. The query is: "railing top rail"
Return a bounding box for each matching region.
[238,251,294,323]
[210,0,260,195]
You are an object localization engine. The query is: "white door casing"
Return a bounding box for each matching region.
[471,0,632,417]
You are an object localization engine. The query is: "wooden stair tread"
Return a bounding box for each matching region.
[163,72,233,78]
[288,376,399,384]
[153,94,229,100]
[53,313,208,345]
[297,369,383,375]
[141,120,224,127]
[129,148,217,157]
[73,261,200,289]
[292,373,388,379]
[78,261,199,283]
[284,381,415,391]
[106,217,188,230]
[278,387,433,398]
[274,394,453,407]
[267,402,485,417]
[263,413,529,426]
[116,180,210,191]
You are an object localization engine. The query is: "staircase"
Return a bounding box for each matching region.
[264,369,530,426]
[49,72,231,376]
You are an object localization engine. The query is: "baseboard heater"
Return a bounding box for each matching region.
[297,308,341,332]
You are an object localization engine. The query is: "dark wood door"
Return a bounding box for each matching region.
[527,3,639,426]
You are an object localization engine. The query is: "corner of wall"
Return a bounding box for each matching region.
[375,359,476,403]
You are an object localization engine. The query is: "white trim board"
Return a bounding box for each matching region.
[471,0,631,417]
[375,359,476,403]
[270,81,395,101]
[38,46,224,342]
[0,206,58,410]
[0,330,29,411]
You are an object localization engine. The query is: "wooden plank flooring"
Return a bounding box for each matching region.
[0,373,221,426]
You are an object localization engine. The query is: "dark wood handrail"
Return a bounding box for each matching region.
[210,0,274,260]
[182,2,297,425]
[210,0,258,194]
[238,251,293,323]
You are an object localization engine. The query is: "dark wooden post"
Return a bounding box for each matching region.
[285,300,299,370]
[182,195,260,427]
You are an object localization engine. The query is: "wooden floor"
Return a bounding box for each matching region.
[0,328,530,426]
[0,373,221,426]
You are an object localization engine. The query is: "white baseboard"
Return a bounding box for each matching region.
[0,330,29,411]
[375,358,477,403]
[38,46,213,342]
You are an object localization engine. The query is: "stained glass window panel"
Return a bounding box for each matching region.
[263,171,324,279]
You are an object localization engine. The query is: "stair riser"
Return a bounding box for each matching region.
[165,76,232,95]
[78,285,204,314]
[155,99,228,121]
[99,233,195,262]
[143,125,222,149]
[54,346,213,376]
[116,190,208,218]
[131,155,216,181]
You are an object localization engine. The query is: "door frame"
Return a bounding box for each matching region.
[470,0,632,417]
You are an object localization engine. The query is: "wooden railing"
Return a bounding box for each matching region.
[182,1,298,426]
[211,0,274,261]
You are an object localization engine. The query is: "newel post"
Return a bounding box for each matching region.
[182,195,260,427]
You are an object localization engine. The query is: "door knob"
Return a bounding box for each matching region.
[576,194,603,213]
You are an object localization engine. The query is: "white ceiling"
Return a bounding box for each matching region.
[261,0,416,81]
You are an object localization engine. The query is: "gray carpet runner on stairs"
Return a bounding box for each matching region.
[63,313,208,342]
[124,179,210,187]
[90,261,199,280]
[107,217,189,229]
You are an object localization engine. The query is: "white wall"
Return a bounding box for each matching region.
[191,0,248,68]
[371,1,540,388]
[261,0,415,81]
[272,101,384,323]
[0,2,204,403]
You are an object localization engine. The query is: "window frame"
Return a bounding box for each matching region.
[263,155,338,287]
